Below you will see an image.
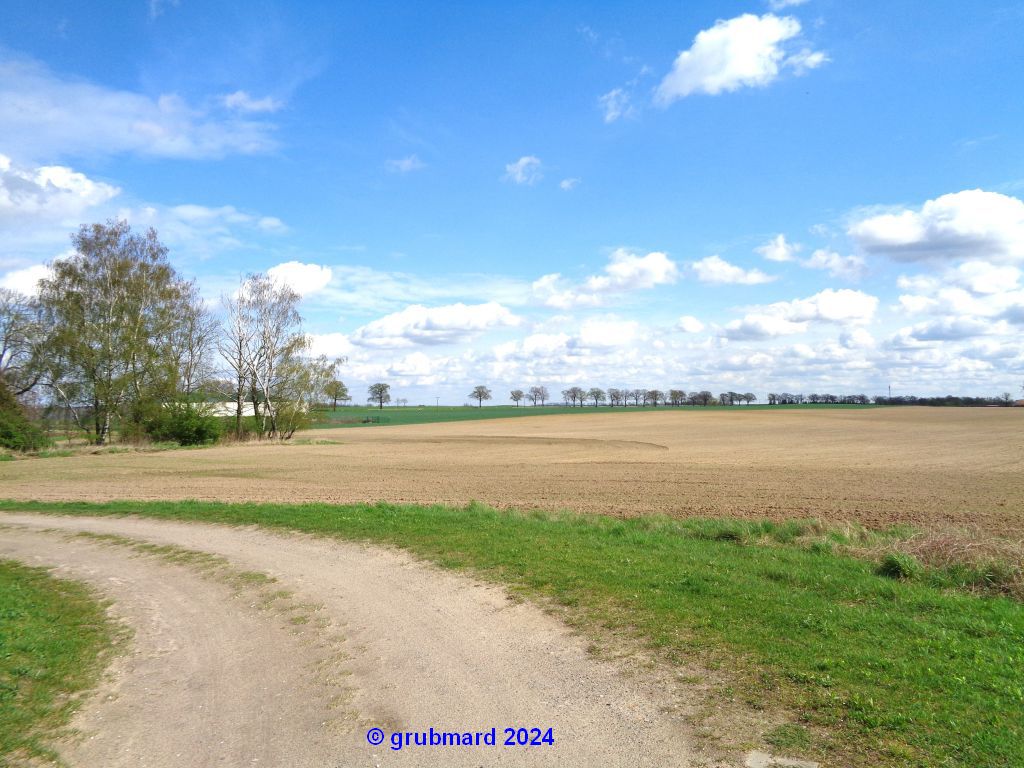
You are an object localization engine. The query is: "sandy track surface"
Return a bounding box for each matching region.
[0,513,696,767]
[2,408,1021,535]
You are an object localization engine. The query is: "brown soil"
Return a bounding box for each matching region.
[3,407,1021,536]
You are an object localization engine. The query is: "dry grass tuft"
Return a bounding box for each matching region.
[877,530,1024,599]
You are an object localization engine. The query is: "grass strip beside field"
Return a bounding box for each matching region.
[0,558,119,766]
[0,499,1020,767]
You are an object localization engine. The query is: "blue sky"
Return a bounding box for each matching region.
[2,0,1023,403]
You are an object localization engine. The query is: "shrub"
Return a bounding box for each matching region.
[144,403,222,446]
[0,378,50,452]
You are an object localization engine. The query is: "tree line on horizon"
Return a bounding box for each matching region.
[357,383,1021,409]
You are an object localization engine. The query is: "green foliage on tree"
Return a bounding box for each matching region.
[37,220,199,444]
[0,377,49,452]
[368,382,391,409]
[324,379,349,410]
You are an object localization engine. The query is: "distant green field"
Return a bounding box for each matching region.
[312,403,877,428]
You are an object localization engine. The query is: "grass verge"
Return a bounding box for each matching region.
[0,558,119,766]
[0,499,1020,767]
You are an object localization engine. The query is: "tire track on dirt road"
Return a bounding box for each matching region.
[0,513,698,767]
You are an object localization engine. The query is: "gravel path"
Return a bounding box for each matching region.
[0,513,696,767]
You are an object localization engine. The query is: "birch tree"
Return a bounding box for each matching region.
[218,283,255,438]
[239,273,307,439]
[37,220,190,444]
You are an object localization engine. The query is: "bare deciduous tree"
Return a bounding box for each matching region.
[218,283,255,439]
[0,288,43,396]
[527,385,548,406]
[470,385,492,407]
[242,274,309,438]
[510,388,524,406]
[169,281,216,398]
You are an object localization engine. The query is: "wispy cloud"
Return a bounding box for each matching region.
[222,90,284,113]
[599,88,636,123]
[503,156,543,185]
[0,52,278,160]
[386,154,427,173]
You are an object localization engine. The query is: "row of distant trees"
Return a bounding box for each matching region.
[358,382,1021,410]
[0,220,349,447]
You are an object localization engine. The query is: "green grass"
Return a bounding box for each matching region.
[0,558,119,765]
[0,500,1019,767]
[313,402,877,429]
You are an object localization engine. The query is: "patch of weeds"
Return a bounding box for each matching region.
[876,552,923,580]
[808,540,835,556]
[764,723,812,751]
[766,521,810,544]
[33,449,74,459]
[228,570,276,588]
[0,453,13,462]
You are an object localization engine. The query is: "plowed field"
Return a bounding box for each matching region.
[3,407,1021,535]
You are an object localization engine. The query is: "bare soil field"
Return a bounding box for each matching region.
[3,407,1022,536]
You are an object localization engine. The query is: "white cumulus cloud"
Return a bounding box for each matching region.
[692,255,775,285]
[577,317,639,348]
[725,288,878,339]
[0,154,120,222]
[655,13,827,105]
[756,233,801,262]
[0,263,52,295]
[848,189,1024,263]
[306,332,353,359]
[533,249,679,308]
[677,315,705,333]
[267,261,334,297]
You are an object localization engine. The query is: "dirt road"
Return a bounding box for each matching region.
[0,513,697,767]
